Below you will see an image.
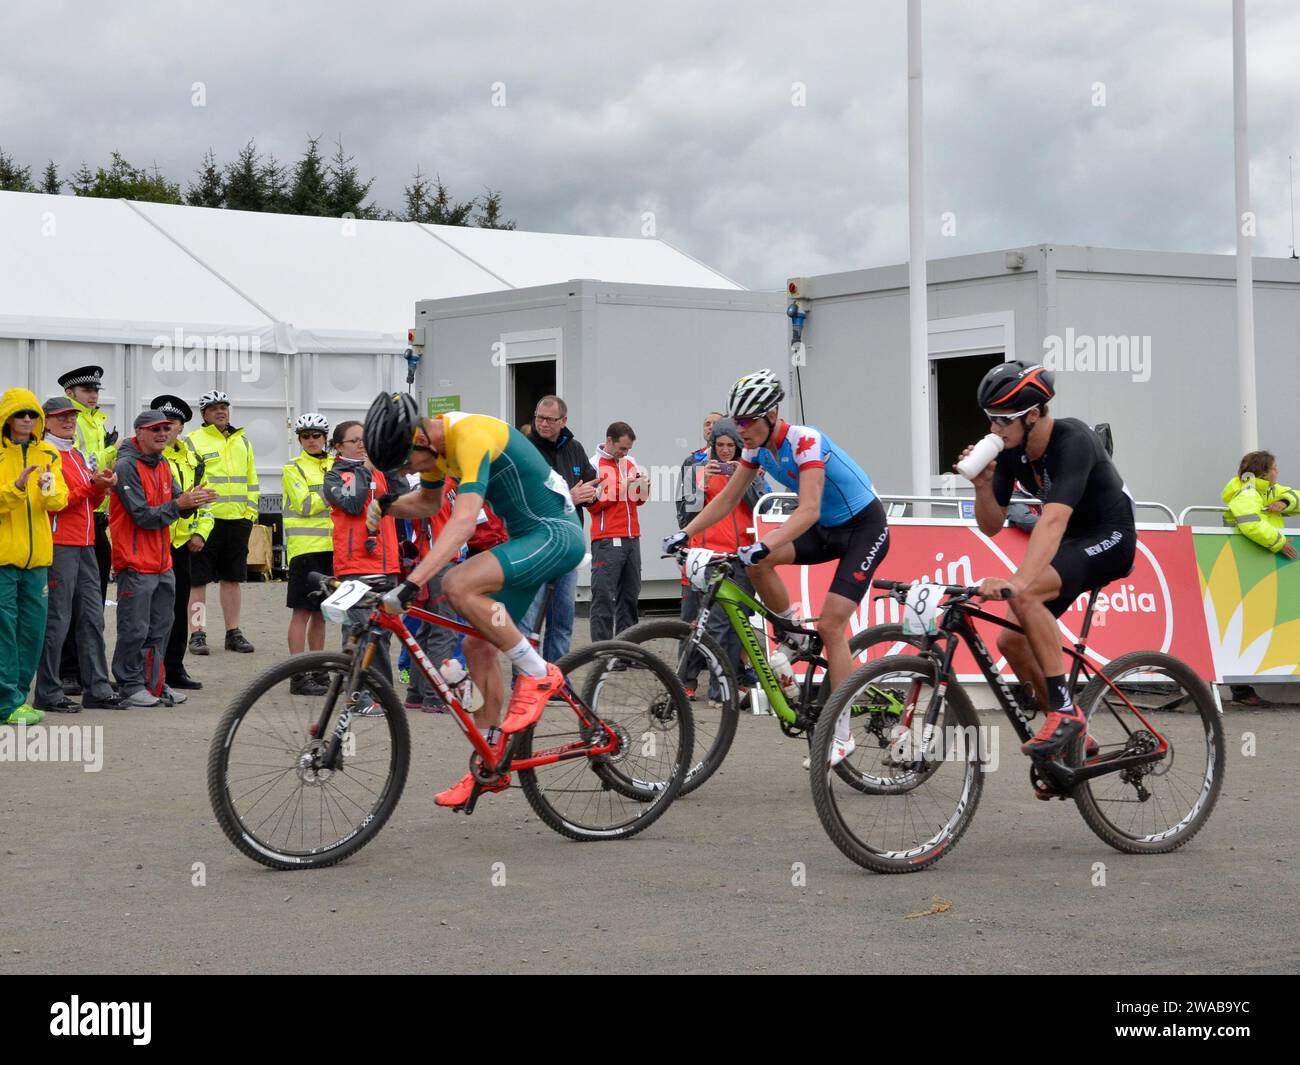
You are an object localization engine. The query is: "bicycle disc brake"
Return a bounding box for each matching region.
[1119,730,1161,797]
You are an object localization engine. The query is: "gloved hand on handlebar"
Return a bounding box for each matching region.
[662,531,689,555]
[380,579,421,615]
[737,541,771,567]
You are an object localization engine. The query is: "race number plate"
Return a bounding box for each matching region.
[321,580,369,625]
[902,581,942,636]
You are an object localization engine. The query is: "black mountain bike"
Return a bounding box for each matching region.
[809,579,1225,873]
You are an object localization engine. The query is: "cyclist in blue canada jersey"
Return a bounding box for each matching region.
[665,369,890,766]
[742,420,877,526]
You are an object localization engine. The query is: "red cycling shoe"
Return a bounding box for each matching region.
[435,770,509,808]
[1021,705,1086,757]
[501,663,564,735]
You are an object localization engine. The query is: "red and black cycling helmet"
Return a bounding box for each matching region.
[363,391,421,469]
[977,361,1055,416]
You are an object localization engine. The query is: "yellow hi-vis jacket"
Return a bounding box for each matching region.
[0,388,69,568]
[70,398,116,514]
[1221,475,1299,554]
[185,422,258,521]
[281,450,334,562]
[164,440,214,549]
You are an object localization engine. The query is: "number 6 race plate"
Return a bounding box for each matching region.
[902,581,941,636]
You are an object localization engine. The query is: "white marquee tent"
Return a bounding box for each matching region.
[0,190,741,500]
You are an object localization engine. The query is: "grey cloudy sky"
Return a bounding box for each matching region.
[4,0,1298,289]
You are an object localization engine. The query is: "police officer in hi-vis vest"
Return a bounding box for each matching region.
[185,390,259,656]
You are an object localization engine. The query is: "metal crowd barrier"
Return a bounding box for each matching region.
[755,492,1178,524]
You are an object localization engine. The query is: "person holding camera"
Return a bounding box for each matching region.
[680,418,767,701]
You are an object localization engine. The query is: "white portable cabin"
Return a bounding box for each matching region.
[787,244,1300,518]
[414,279,789,598]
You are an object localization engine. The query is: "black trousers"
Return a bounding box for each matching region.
[60,513,112,683]
[165,544,192,676]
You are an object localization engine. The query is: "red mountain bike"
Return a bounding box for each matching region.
[809,579,1224,873]
[208,574,693,869]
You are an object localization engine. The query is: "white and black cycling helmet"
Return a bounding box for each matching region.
[726,369,785,420]
[198,389,230,411]
[978,361,1055,417]
[293,412,330,435]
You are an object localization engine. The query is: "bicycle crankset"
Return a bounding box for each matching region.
[1029,761,1069,801]
[469,736,519,785]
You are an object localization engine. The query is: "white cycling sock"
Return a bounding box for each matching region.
[506,638,548,678]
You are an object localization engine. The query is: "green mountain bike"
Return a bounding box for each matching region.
[619,549,891,795]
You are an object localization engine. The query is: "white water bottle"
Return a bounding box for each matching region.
[439,659,467,685]
[768,650,800,700]
[956,433,1005,481]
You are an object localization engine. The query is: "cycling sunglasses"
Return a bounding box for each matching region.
[12,410,40,419]
[985,406,1038,427]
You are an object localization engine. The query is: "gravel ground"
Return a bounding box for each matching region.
[1,580,1296,974]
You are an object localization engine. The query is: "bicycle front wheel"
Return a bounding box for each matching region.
[517,641,694,841]
[1069,651,1224,854]
[207,651,410,870]
[615,618,739,795]
[810,655,984,873]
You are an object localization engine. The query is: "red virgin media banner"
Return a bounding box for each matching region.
[756,516,1216,682]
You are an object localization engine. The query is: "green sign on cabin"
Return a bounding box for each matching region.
[427,395,461,417]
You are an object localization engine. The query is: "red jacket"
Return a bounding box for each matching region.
[683,472,756,585]
[589,448,647,540]
[49,442,107,547]
[109,437,181,574]
[326,465,401,577]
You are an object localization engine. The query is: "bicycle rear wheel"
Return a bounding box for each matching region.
[1069,651,1224,854]
[615,618,738,795]
[207,651,410,870]
[517,641,693,840]
[810,655,984,873]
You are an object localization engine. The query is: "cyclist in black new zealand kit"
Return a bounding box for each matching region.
[960,362,1136,759]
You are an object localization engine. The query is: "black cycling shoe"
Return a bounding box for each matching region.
[81,692,124,710]
[1021,705,1086,757]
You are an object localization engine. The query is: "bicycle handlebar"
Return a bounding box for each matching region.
[309,572,398,609]
[872,578,1012,601]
